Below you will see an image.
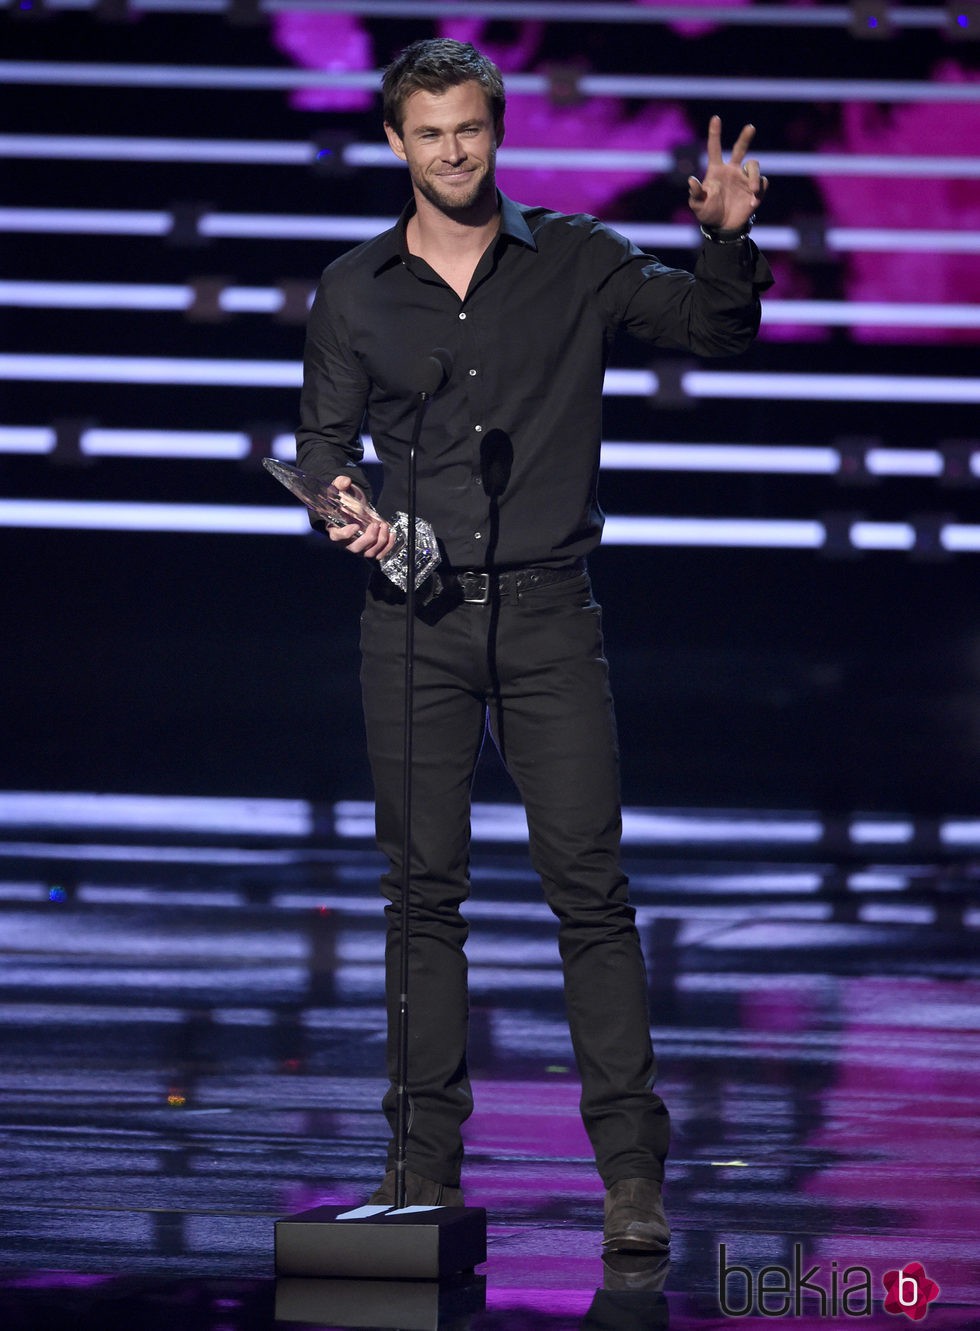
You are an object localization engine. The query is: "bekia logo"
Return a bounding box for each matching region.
[882,1262,941,1321]
[718,1245,941,1320]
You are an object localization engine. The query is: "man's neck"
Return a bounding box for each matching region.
[407,190,501,263]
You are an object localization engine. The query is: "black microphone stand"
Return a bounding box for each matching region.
[393,377,428,1212]
[274,350,486,1287]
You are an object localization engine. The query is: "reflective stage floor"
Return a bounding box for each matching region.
[1,823,978,1329]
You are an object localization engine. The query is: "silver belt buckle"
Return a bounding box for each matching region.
[460,572,490,604]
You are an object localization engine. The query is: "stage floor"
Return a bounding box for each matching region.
[1,828,977,1329]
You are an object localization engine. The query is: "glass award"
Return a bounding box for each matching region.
[262,458,440,592]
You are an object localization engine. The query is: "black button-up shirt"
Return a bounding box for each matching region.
[297,192,773,569]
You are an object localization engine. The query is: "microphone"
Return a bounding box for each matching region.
[413,347,453,398]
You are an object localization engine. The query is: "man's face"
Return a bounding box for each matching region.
[384,80,503,216]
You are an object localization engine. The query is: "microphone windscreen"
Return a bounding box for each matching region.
[413,347,454,396]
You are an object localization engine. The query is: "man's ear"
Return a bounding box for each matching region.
[384,121,407,162]
[495,116,505,148]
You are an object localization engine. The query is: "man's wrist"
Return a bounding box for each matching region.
[700,215,755,245]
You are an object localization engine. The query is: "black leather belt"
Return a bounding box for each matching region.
[450,562,585,605]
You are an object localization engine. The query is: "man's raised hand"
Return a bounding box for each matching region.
[688,116,768,232]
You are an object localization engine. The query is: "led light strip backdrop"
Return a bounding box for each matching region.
[2,1,978,816]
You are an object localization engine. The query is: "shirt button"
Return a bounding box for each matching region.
[468,369,477,376]
[474,424,482,432]
[474,532,482,540]
[459,312,467,320]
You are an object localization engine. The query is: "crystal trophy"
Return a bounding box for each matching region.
[262,458,440,592]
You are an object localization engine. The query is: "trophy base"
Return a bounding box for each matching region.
[381,512,441,592]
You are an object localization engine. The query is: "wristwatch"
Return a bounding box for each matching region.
[700,216,755,244]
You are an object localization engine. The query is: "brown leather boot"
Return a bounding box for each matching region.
[602,1177,670,1252]
[367,1169,465,1207]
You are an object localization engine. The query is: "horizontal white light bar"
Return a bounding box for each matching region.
[602,517,825,548]
[599,442,840,474]
[3,356,978,407]
[849,522,916,551]
[5,133,980,181]
[0,791,311,836]
[84,429,254,459]
[0,281,188,311]
[601,442,972,478]
[334,799,827,845]
[0,842,302,867]
[4,789,978,851]
[858,902,937,925]
[754,153,980,180]
[942,524,980,552]
[4,428,970,481]
[7,62,980,105]
[0,60,376,91]
[7,281,980,331]
[849,820,915,844]
[4,500,977,553]
[198,212,390,242]
[575,74,980,105]
[0,207,174,235]
[622,810,824,844]
[822,228,980,254]
[0,280,298,314]
[848,871,911,892]
[0,354,301,387]
[942,820,980,846]
[32,0,967,32]
[0,426,56,454]
[0,500,308,535]
[605,369,659,396]
[4,207,979,258]
[865,448,945,477]
[0,206,399,243]
[762,301,980,330]
[0,426,256,458]
[0,134,315,166]
[680,371,980,405]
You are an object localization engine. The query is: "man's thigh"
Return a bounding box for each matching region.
[360,596,488,893]
[489,574,625,896]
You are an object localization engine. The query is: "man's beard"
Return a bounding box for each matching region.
[412,148,497,216]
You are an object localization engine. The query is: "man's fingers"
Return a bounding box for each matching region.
[328,521,360,542]
[704,117,758,170]
[705,113,723,164]
[688,174,705,201]
[742,163,768,206]
[728,122,756,166]
[352,521,391,558]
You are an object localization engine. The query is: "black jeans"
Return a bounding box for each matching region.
[359,567,669,1188]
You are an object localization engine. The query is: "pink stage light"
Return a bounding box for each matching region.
[269,12,375,113]
[815,59,980,344]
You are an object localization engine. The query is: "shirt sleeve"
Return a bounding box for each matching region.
[295,272,374,506]
[590,219,775,357]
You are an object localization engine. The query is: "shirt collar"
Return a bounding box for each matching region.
[372,190,536,276]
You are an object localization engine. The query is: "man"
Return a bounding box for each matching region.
[296,37,771,1250]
